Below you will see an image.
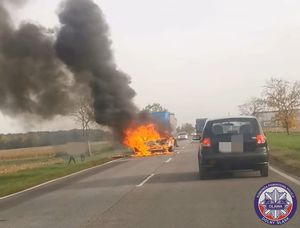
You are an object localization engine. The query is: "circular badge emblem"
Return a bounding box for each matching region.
[254,182,297,225]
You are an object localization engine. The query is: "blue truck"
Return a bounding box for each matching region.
[150,112,177,135]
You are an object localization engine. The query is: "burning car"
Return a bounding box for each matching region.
[145,138,175,153]
[123,123,175,157]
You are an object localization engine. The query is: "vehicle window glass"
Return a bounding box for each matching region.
[211,121,253,135]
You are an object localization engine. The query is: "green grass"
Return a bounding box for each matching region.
[0,146,130,197]
[267,132,300,152]
[267,132,300,174]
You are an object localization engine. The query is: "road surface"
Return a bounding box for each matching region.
[0,140,299,228]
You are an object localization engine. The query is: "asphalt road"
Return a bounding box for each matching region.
[0,140,299,228]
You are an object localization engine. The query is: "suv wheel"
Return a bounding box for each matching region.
[199,168,208,180]
[199,162,208,180]
[260,165,268,177]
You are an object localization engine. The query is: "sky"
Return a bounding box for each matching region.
[1,0,300,133]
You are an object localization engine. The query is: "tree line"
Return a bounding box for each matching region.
[0,129,111,150]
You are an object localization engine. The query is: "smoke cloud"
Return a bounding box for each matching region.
[55,0,137,137]
[0,0,76,118]
[0,0,137,137]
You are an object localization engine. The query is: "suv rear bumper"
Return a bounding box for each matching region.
[199,151,268,171]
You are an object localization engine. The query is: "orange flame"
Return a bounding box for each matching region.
[123,123,173,157]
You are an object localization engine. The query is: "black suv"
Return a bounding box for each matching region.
[198,117,268,179]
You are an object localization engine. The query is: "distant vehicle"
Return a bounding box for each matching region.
[198,117,268,179]
[191,134,201,142]
[195,118,207,135]
[177,132,189,140]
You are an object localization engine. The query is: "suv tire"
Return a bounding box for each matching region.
[260,165,269,177]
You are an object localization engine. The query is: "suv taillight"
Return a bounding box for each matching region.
[201,137,211,147]
[256,134,266,144]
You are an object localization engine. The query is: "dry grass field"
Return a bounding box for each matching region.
[0,141,113,175]
[0,146,56,160]
[0,141,129,197]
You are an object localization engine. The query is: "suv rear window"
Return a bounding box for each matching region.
[204,118,261,137]
[212,121,253,135]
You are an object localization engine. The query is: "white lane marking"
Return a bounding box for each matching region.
[165,158,172,163]
[136,174,155,187]
[0,159,119,201]
[270,165,300,186]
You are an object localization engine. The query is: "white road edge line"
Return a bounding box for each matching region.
[136,174,155,187]
[165,158,172,163]
[270,165,300,186]
[0,159,119,201]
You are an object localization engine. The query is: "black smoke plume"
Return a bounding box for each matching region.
[0,0,138,138]
[0,0,75,118]
[55,0,137,138]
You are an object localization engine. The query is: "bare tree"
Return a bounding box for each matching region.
[239,97,266,116]
[71,96,95,155]
[263,78,300,135]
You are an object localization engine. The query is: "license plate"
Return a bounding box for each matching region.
[219,135,244,153]
[219,142,232,153]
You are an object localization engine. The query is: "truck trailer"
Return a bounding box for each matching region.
[150,111,177,136]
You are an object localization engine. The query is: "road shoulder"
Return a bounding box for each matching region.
[269,155,300,178]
